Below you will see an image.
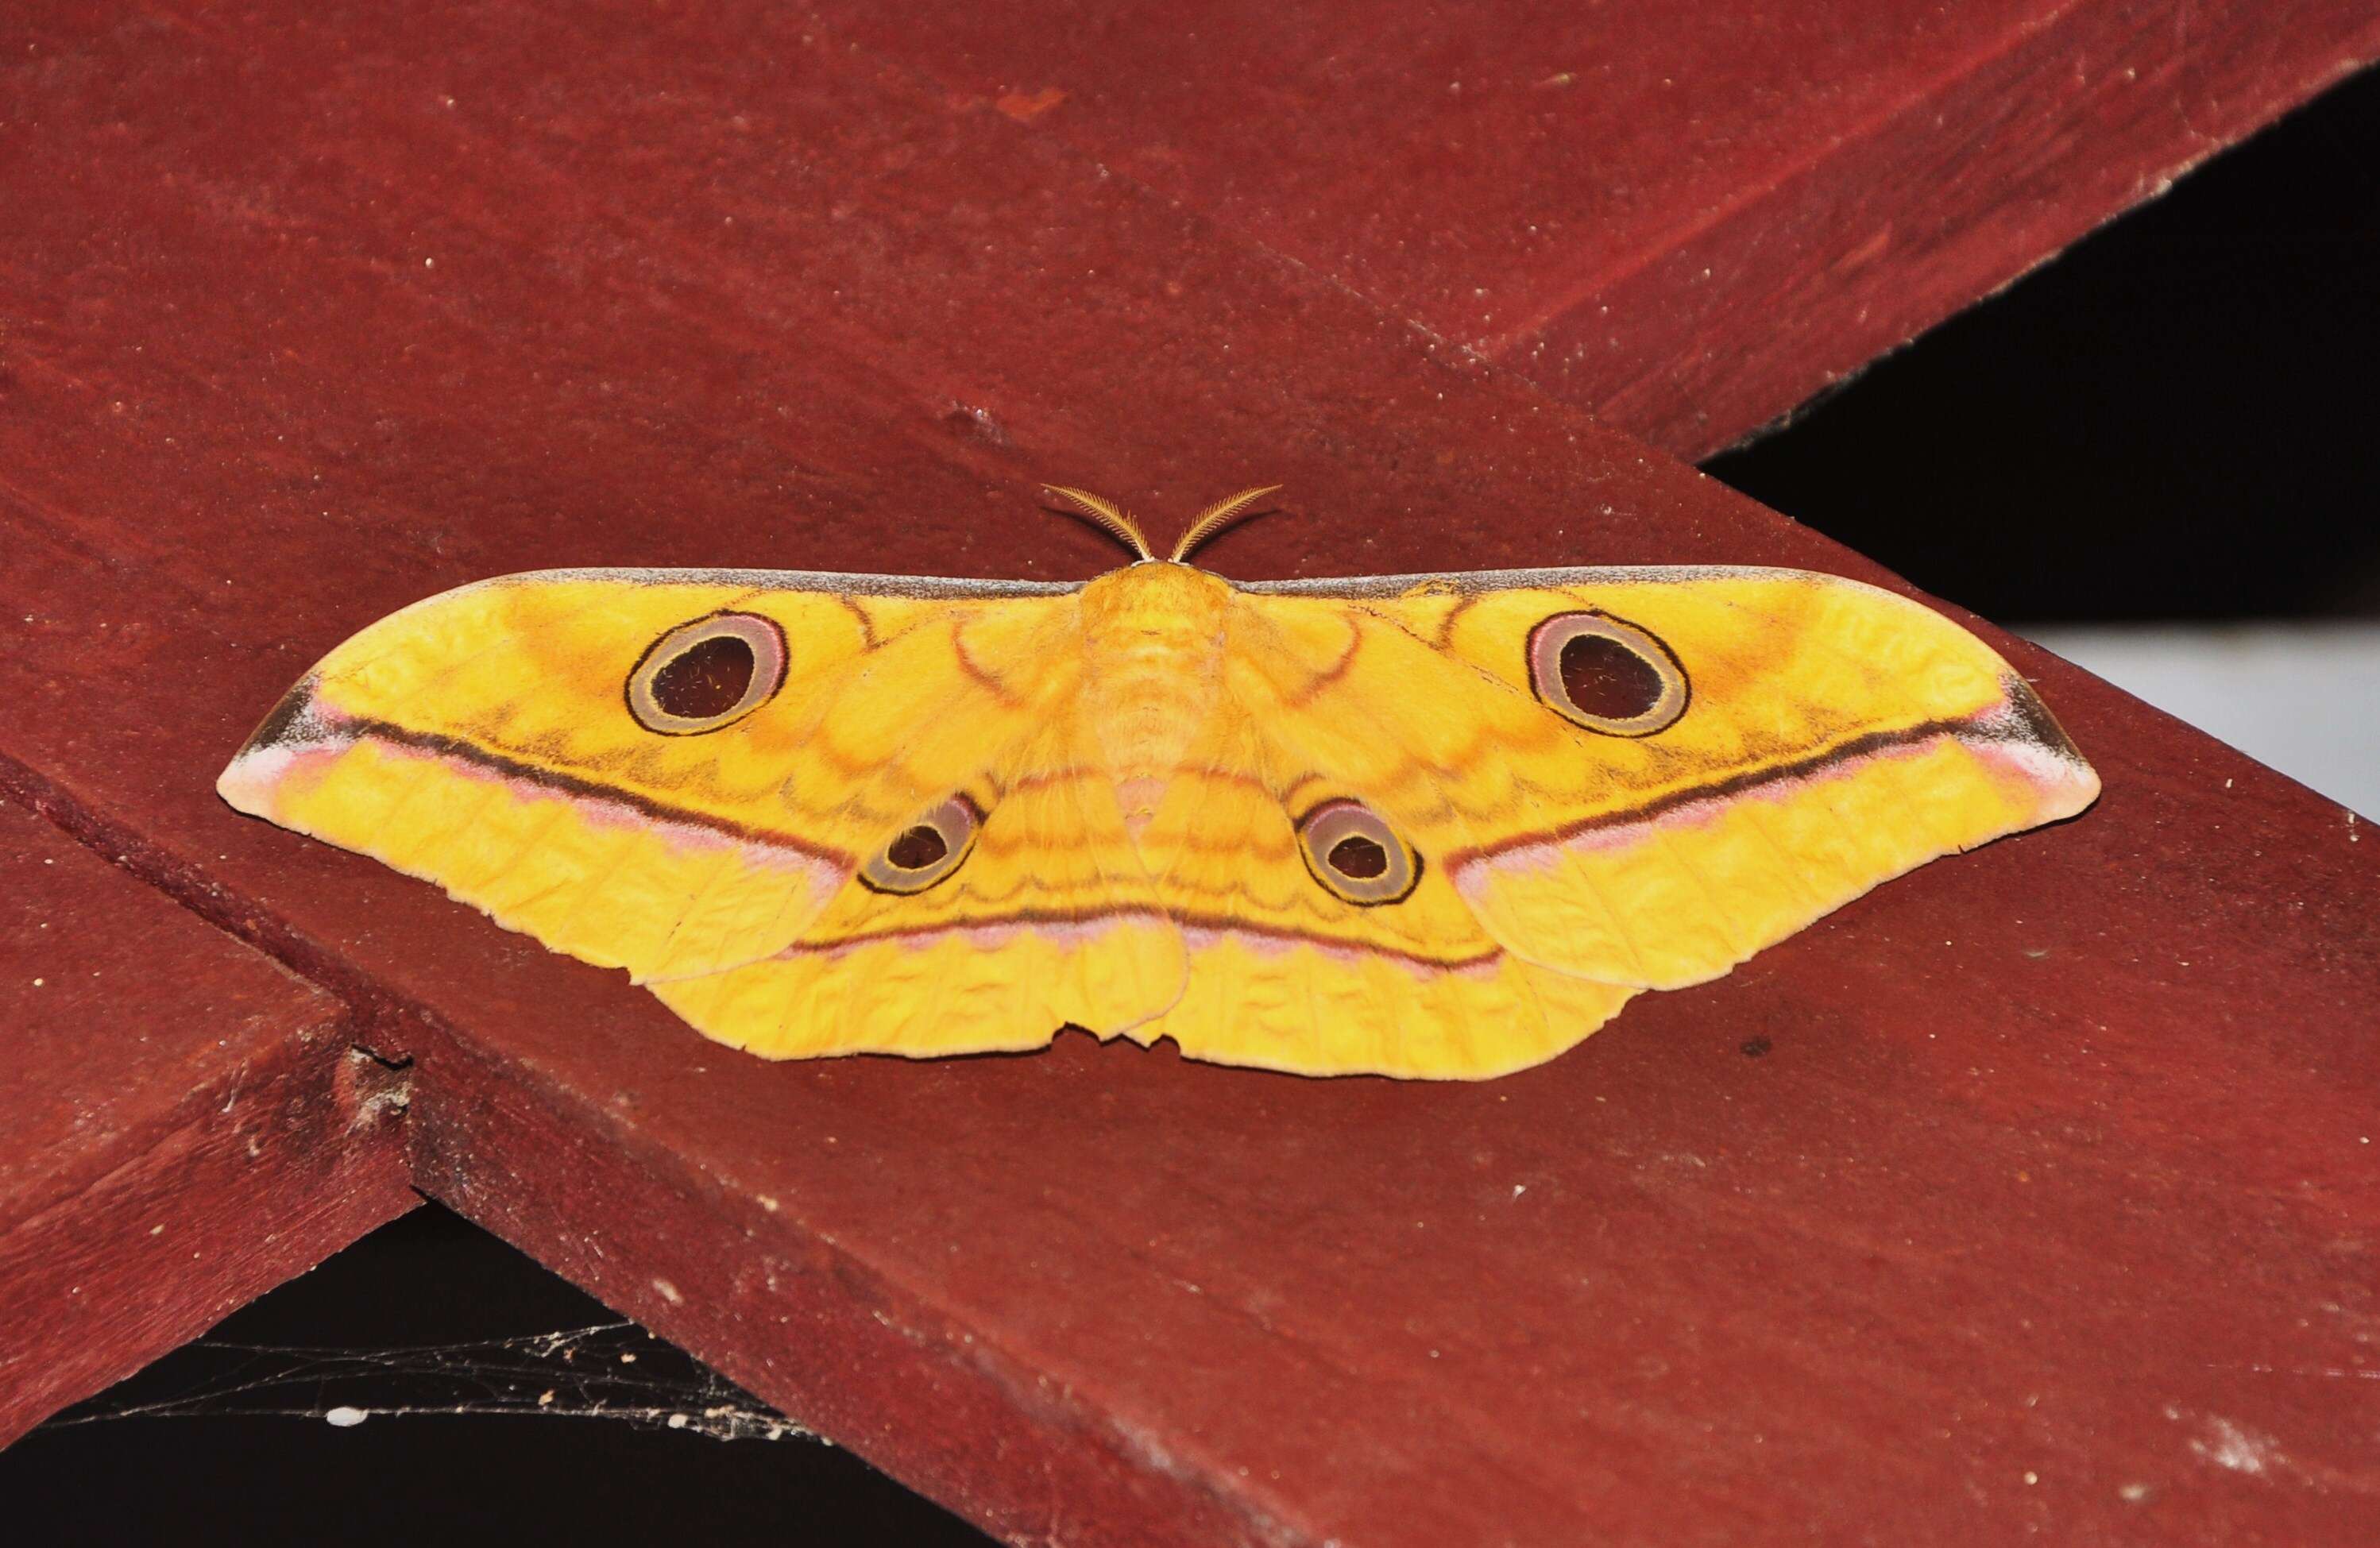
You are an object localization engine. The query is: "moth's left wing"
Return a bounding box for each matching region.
[1229,568,2100,993]
[217,568,1088,984]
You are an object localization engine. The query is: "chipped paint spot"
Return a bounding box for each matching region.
[997,87,1067,122]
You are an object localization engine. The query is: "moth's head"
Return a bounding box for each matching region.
[1042,484,1283,570]
[1079,554,1234,636]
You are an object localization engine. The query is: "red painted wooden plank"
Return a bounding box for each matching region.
[818,0,2380,457]
[0,795,416,1444]
[3,4,2376,1543]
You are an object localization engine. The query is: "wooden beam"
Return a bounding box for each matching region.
[0,795,416,1445]
[806,0,2380,456]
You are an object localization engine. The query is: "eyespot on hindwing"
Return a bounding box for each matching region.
[859,796,983,894]
[1296,799,1420,905]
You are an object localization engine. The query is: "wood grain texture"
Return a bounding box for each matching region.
[2,2,2376,1542]
[0,797,415,1446]
[809,0,2380,457]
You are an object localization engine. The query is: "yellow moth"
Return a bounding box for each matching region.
[219,488,2098,1079]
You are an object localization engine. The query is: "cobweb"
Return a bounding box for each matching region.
[47,1320,812,1443]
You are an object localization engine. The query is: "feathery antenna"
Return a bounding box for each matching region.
[1043,485,1154,562]
[1169,484,1284,563]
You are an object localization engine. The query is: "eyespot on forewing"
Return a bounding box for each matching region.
[1527,611,1689,736]
[626,613,788,735]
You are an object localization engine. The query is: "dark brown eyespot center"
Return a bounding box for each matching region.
[651,635,756,721]
[1559,633,1666,721]
[1327,835,1389,879]
[886,824,949,871]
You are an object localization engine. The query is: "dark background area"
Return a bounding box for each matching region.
[8,63,2374,1548]
[1712,63,2380,624]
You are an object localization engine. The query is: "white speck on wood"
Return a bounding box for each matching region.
[2190,1415,2280,1475]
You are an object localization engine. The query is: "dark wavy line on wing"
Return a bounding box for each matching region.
[1447,684,2082,869]
[299,708,855,867]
